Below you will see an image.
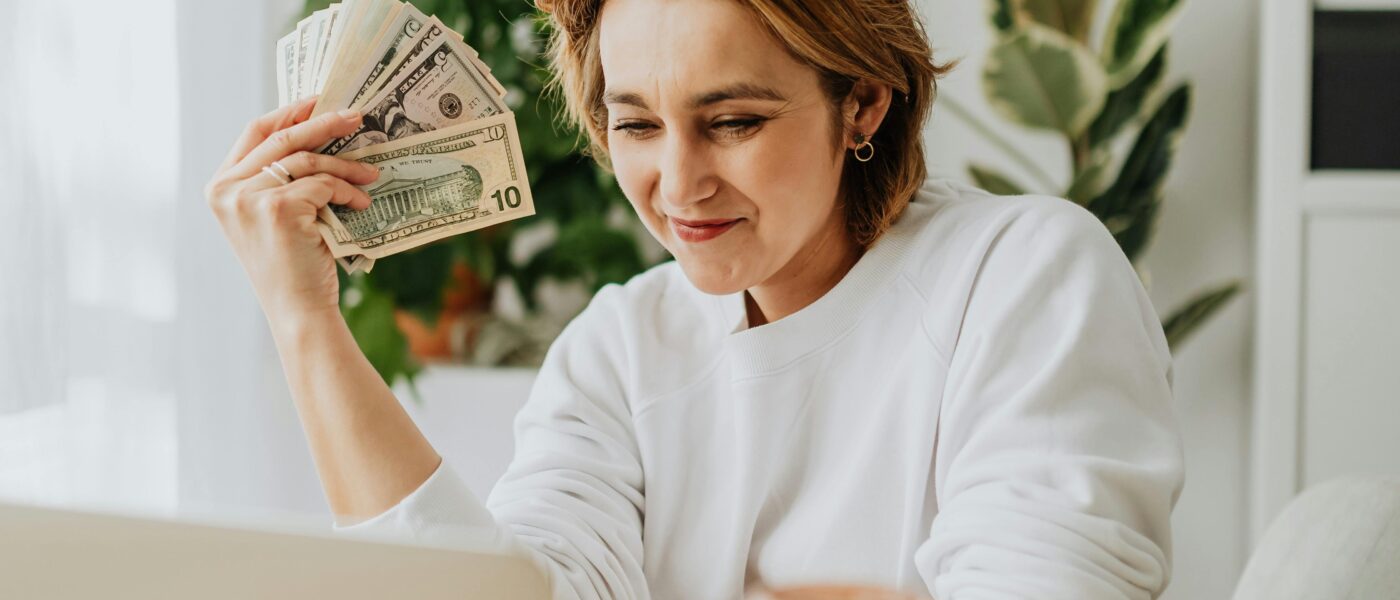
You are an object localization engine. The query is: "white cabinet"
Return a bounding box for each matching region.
[1301,215,1400,486]
[1253,0,1400,541]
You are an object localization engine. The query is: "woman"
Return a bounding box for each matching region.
[206,0,1184,598]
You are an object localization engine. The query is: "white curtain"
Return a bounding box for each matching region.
[0,0,181,511]
[0,0,324,518]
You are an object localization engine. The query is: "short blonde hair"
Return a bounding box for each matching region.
[537,0,953,246]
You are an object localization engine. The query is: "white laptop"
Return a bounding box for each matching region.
[0,501,550,599]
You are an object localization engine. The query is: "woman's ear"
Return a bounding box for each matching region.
[843,79,894,148]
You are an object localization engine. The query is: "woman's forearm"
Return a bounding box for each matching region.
[268,308,441,523]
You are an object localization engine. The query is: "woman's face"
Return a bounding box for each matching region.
[599,0,849,295]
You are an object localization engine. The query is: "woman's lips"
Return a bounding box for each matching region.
[669,217,741,243]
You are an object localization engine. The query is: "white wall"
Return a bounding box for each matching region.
[1147,5,1256,597]
[0,0,183,514]
[917,2,1257,598]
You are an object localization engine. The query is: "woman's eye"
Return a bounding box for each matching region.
[712,117,765,138]
[610,121,658,139]
[608,117,766,141]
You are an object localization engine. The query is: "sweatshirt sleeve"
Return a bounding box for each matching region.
[915,198,1185,599]
[336,284,649,600]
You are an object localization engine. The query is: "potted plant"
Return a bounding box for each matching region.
[945,0,1241,350]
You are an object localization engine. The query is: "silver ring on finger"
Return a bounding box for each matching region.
[270,160,294,183]
[260,164,291,186]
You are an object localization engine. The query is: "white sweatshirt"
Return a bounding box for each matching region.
[339,179,1185,599]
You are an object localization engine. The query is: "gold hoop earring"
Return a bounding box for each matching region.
[853,132,875,163]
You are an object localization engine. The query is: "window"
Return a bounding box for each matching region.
[1311,10,1400,170]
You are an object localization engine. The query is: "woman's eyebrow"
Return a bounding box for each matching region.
[690,83,787,108]
[602,91,649,109]
[601,83,788,110]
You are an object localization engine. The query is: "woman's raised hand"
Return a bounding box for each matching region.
[205,97,380,321]
[205,98,443,523]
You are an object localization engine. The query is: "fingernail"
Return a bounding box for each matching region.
[338,109,361,121]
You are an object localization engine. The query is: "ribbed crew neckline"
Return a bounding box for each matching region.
[713,190,937,379]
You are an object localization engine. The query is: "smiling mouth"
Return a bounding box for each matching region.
[669,217,742,243]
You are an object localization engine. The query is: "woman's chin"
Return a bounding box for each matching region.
[674,258,753,296]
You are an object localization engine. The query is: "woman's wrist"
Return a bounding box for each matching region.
[266,303,348,351]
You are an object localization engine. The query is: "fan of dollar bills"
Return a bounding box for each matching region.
[277,0,536,274]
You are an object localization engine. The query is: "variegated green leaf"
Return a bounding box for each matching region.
[1088,84,1191,261]
[1018,0,1100,42]
[1103,0,1184,88]
[983,24,1109,136]
[990,0,1017,31]
[1066,158,1110,204]
[1163,281,1242,350]
[970,164,1029,196]
[1090,44,1168,148]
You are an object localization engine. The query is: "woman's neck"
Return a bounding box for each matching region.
[744,212,862,328]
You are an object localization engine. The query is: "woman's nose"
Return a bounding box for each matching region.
[658,135,718,210]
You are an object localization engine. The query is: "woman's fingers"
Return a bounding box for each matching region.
[242,151,380,193]
[285,151,381,186]
[270,173,373,212]
[219,97,318,172]
[232,108,364,179]
[204,102,373,322]
[212,173,369,232]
